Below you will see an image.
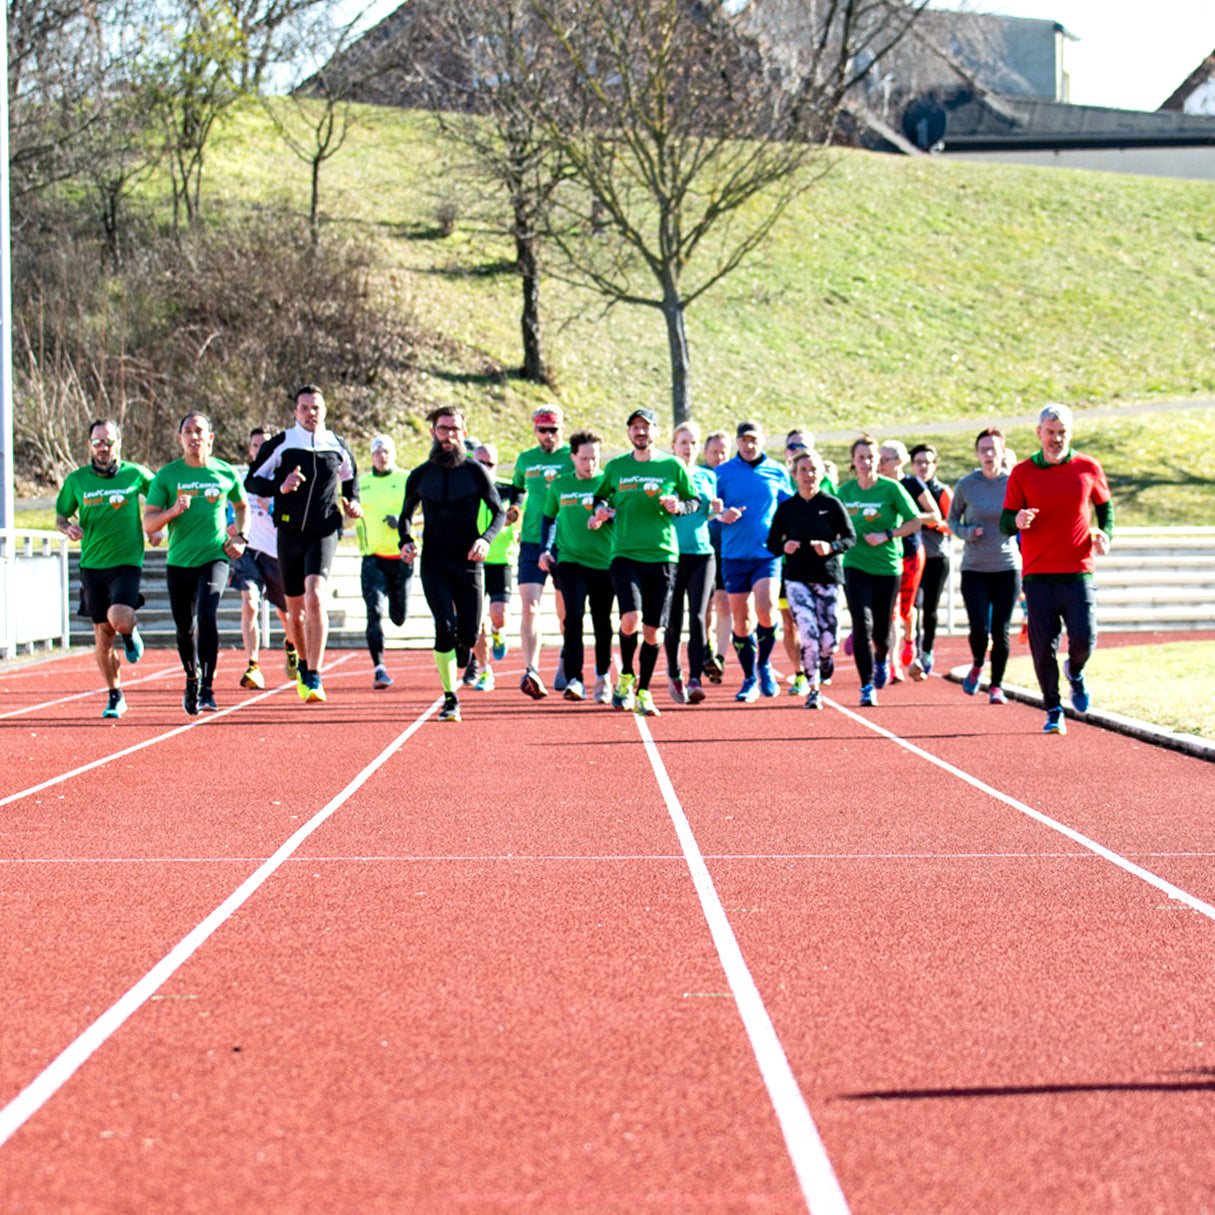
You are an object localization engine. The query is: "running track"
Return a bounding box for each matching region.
[2,638,1214,1214]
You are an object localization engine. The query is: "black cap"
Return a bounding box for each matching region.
[627,408,658,426]
[736,420,762,438]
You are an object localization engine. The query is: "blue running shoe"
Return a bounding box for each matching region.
[1043,707,1067,735]
[492,632,507,661]
[873,661,889,690]
[962,665,982,696]
[758,664,779,697]
[121,628,144,664]
[735,676,760,703]
[102,689,127,719]
[1064,660,1090,713]
[859,684,877,707]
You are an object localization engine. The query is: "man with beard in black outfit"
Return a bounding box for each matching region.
[398,407,506,722]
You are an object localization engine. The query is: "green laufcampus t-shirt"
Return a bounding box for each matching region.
[837,476,919,577]
[595,452,697,564]
[512,445,574,544]
[543,471,614,570]
[147,458,247,567]
[56,461,155,569]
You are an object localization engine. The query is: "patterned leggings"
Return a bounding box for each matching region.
[784,581,839,687]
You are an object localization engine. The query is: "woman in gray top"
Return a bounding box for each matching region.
[947,428,1022,704]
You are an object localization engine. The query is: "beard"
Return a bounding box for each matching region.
[429,440,465,470]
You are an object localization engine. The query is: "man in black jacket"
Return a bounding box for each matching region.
[399,407,505,722]
[246,385,362,702]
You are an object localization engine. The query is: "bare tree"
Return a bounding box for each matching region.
[263,11,366,246]
[522,0,927,425]
[366,0,569,385]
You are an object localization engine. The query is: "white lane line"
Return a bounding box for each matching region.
[827,697,1215,921]
[0,696,442,1151]
[0,655,356,809]
[0,665,180,720]
[635,718,850,1215]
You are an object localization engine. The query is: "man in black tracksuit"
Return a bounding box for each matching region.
[399,406,505,722]
[246,384,362,701]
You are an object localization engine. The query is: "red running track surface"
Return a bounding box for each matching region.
[2,637,1214,1214]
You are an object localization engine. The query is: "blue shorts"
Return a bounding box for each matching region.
[517,541,560,590]
[722,556,781,595]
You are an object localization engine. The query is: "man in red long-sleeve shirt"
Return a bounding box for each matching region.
[1001,404,1113,736]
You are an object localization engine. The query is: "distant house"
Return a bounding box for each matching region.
[1159,51,1215,117]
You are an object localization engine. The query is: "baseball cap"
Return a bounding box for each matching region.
[370,434,396,455]
[627,408,657,426]
[532,407,563,425]
[736,420,762,438]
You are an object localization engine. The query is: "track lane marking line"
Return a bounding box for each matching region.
[635,718,850,1215]
[0,696,442,1151]
[0,665,181,720]
[826,697,1215,921]
[0,654,356,809]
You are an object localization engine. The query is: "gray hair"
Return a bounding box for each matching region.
[1039,403,1073,427]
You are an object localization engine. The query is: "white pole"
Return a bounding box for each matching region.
[0,5,14,533]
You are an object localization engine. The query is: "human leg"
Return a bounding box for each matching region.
[987,569,1021,688]
[1023,580,1064,710]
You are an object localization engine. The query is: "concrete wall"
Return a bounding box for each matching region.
[945,144,1215,182]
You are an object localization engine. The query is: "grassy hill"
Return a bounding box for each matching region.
[202,102,1215,519]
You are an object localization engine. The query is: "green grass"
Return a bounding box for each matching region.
[115,100,1215,504]
[1003,642,1215,739]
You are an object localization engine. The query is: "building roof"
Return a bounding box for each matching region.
[914,92,1215,153]
[1159,50,1215,115]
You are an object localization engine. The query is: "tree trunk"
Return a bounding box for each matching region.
[310,156,321,248]
[516,232,546,384]
[662,289,691,427]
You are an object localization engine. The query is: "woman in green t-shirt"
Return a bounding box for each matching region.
[836,435,920,706]
[144,412,249,715]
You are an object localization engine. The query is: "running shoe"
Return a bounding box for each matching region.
[121,628,144,665]
[296,669,310,700]
[758,664,779,697]
[474,668,495,692]
[900,639,914,669]
[240,662,264,690]
[1043,707,1067,735]
[634,688,660,717]
[373,664,394,689]
[611,673,636,712]
[819,655,834,684]
[492,632,507,661]
[873,660,889,690]
[889,662,905,684]
[920,651,934,676]
[989,686,1007,705]
[563,677,585,702]
[462,658,479,687]
[788,672,809,697]
[199,687,219,712]
[702,652,723,684]
[553,659,568,693]
[303,672,326,704]
[804,688,822,710]
[438,693,461,722]
[686,678,705,704]
[102,689,127,719]
[1064,659,1090,713]
[962,665,982,696]
[593,674,612,705]
[735,676,760,703]
[284,642,299,680]
[183,679,200,716]
[859,684,877,707]
[667,675,689,705]
[520,666,548,700]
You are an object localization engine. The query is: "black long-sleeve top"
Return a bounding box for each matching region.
[398,457,505,570]
[765,491,856,586]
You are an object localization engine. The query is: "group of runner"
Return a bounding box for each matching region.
[55,390,1111,734]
